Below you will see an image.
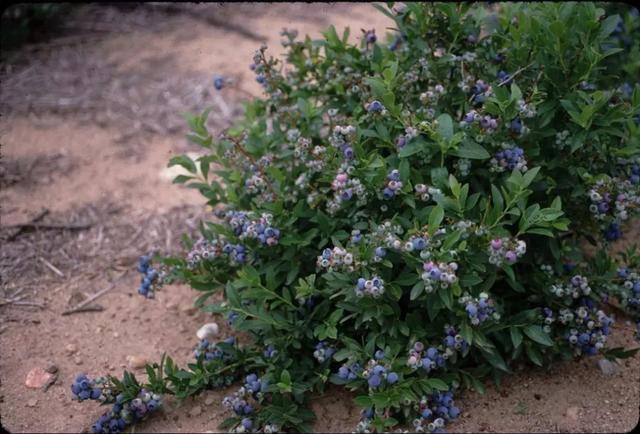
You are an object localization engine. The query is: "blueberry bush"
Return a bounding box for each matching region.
[74,3,640,433]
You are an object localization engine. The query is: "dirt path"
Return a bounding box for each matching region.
[0,4,638,433]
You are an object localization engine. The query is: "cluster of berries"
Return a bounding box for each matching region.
[193,336,236,362]
[222,373,269,432]
[487,237,526,266]
[329,125,357,160]
[421,260,458,292]
[370,221,404,251]
[245,173,268,195]
[263,344,278,359]
[224,211,280,247]
[317,246,357,272]
[617,268,640,325]
[336,361,363,381]
[553,299,613,356]
[194,337,238,388]
[395,126,419,149]
[355,276,385,298]
[382,169,403,199]
[136,255,162,298]
[186,237,227,268]
[71,373,104,401]
[313,341,336,363]
[466,79,492,108]
[354,407,376,433]
[249,45,271,89]
[461,110,499,131]
[414,184,442,202]
[294,136,326,172]
[459,292,496,325]
[490,145,528,172]
[454,158,472,177]
[407,341,447,372]
[588,175,640,241]
[419,85,446,104]
[329,170,367,212]
[515,98,537,119]
[411,390,461,433]
[549,275,592,299]
[92,390,162,434]
[442,325,470,354]
[361,351,399,389]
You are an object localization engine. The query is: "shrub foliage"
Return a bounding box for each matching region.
[75,3,640,433]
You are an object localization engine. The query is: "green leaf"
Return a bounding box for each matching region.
[168,155,197,174]
[525,342,543,367]
[510,327,523,349]
[480,349,510,372]
[426,378,450,391]
[429,205,445,234]
[521,167,541,188]
[523,325,554,346]
[355,395,373,407]
[450,140,491,159]
[410,281,425,300]
[436,114,454,140]
[599,14,620,39]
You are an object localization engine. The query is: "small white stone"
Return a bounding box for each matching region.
[196,323,219,340]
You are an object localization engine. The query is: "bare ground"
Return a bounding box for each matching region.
[0,4,638,433]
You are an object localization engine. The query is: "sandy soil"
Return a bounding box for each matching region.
[0,4,638,433]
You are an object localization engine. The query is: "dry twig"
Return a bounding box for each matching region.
[61,271,128,316]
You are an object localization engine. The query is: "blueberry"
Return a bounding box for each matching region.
[386,372,399,384]
[241,418,253,430]
[374,350,385,360]
[338,366,349,379]
[466,303,478,317]
[422,357,432,370]
[213,75,225,90]
[372,365,386,375]
[368,374,382,388]
[368,100,383,113]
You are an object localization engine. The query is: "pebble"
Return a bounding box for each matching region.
[196,323,219,340]
[113,332,120,338]
[45,363,58,374]
[565,406,580,421]
[26,398,38,408]
[64,344,78,355]
[181,304,197,315]
[204,396,215,406]
[597,358,619,376]
[127,355,147,369]
[74,357,83,365]
[189,405,202,417]
[25,368,54,389]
